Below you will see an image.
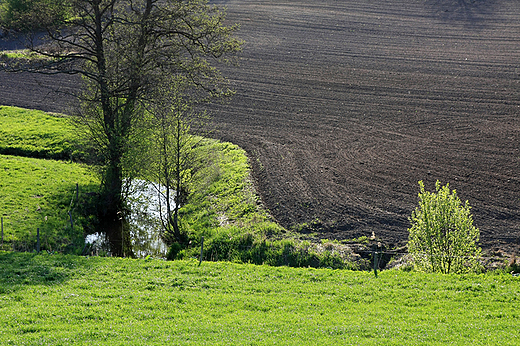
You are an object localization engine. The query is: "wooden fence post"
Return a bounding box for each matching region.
[373,244,379,278]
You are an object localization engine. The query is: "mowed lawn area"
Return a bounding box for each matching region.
[0,252,518,345]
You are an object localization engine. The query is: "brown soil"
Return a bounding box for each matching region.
[1,0,519,252]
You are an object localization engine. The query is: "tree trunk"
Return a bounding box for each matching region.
[100,155,125,256]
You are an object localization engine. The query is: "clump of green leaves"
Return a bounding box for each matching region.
[407,180,481,274]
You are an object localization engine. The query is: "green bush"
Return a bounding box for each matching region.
[0,0,71,32]
[407,180,481,274]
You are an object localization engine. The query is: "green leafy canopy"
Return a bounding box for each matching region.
[408,180,481,274]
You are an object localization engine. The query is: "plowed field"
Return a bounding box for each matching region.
[1,0,519,250]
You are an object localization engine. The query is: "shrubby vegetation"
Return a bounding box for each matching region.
[0,0,71,32]
[408,180,482,274]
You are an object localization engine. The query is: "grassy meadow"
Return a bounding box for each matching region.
[0,106,79,160]
[0,105,97,252]
[0,154,97,252]
[0,252,519,345]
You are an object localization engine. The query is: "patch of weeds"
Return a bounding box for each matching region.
[291,218,329,234]
[175,230,360,270]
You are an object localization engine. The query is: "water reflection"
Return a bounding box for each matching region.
[85,180,172,258]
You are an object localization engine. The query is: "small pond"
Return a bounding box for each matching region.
[85,180,172,258]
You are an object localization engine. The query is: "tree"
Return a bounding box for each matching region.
[1,0,241,256]
[146,78,203,246]
[407,180,481,274]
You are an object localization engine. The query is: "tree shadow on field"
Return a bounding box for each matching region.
[208,0,229,5]
[424,0,500,28]
[0,252,73,293]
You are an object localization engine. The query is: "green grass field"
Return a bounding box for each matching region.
[0,106,79,160]
[0,154,97,252]
[0,252,518,345]
[0,105,97,252]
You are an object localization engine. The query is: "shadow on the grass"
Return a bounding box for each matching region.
[0,252,74,293]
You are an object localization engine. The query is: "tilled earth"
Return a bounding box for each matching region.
[1,0,519,251]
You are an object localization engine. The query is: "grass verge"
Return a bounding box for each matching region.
[0,252,519,345]
[171,139,361,268]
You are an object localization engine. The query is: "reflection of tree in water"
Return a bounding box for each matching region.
[127,180,169,258]
[85,180,169,258]
[425,0,499,26]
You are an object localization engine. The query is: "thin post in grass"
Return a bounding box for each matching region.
[36,228,40,253]
[199,236,204,266]
[373,243,379,278]
[1,217,3,247]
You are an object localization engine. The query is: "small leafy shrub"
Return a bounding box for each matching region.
[407,180,481,274]
[166,242,184,260]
